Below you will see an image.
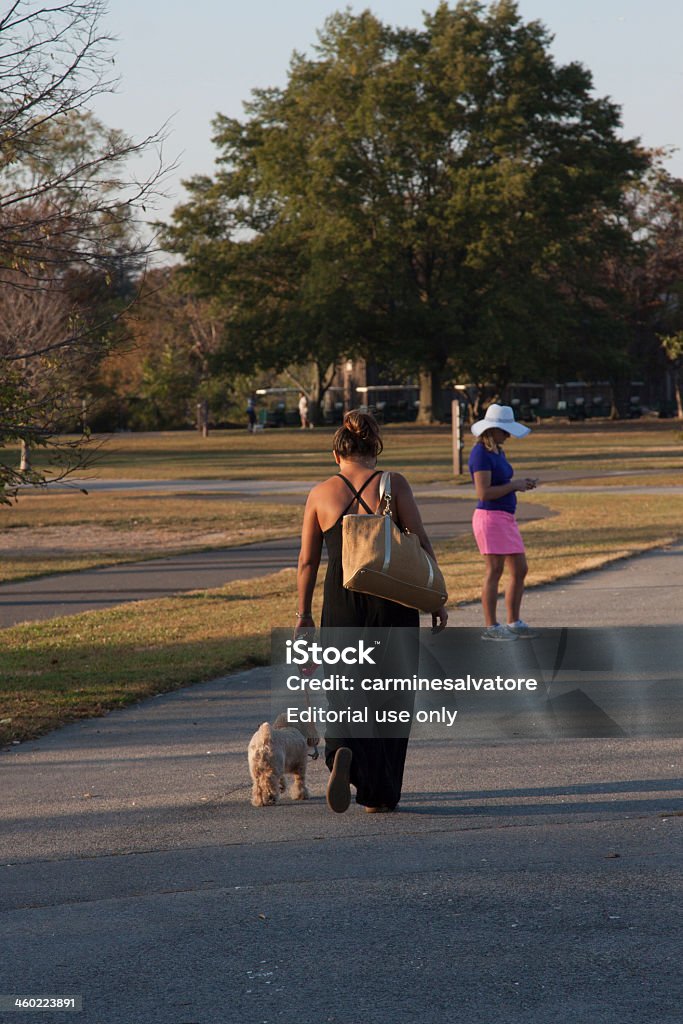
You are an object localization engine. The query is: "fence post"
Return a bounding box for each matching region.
[452,399,464,476]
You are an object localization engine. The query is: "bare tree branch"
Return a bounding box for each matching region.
[0,1,173,500]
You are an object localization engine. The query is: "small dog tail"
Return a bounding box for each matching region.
[250,723,279,807]
[252,722,274,757]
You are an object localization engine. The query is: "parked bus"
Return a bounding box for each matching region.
[356,384,419,422]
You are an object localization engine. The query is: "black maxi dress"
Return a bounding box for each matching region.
[320,471,419,809]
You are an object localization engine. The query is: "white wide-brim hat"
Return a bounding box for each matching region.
[471,403,531,438]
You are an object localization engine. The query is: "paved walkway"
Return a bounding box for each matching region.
[0,491,551,629]
[4,473,682,630]
[454,539,683,627]
[6,463,682,629]
[1,541,681,1023]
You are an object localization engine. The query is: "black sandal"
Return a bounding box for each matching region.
[326,747,352,813]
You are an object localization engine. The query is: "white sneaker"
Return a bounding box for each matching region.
[481,623,519,641]
[506,619,538,638]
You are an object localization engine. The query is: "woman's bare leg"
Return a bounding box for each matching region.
[482,555,506,626]
[504,553,528,623]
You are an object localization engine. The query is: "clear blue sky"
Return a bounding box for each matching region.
[91,0,683,227]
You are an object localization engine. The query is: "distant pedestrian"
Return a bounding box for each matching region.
[246,397,257,432]
[298,392,312,429]
[468,404,540,641]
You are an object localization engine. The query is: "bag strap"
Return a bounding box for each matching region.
[338,471,380,515]
[378,471,392,517]
[377,471,394,570]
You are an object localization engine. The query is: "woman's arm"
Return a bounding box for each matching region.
[391,473,437,559]
[473,471,537,501]
[296,490,323,628]
[392,473,448,632]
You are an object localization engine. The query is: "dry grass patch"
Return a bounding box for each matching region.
[0,492,302,582]
[438,491,683,607]
[550,473,683,488]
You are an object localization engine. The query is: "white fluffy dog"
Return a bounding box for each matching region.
[248,713,319,807]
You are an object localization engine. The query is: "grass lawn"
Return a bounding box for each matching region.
[547,473,683,487]
[2,420,680,583]
[6,418,682,483]
[2,489,682,748]
[436,491,683,600]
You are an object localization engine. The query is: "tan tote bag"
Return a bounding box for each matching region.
[341,472,448,613]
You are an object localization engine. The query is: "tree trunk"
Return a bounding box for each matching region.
[309,367,323,426]
[309,390,321,426]
[416,369,443,424]
[197,399,209,437]
[674,370,683,420]
[609,379,630,420]
[310,361,337,426]
[471,388,486,421]
[19,440,31,472]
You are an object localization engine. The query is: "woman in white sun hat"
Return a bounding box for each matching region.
[468,404,540,640]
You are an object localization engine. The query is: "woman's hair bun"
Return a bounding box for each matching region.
[345,411,370,434]
[333,409,383,460]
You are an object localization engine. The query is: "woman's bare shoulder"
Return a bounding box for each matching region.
[388,471,412,492]
[306,475,342,502]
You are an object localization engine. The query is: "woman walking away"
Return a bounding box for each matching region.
[468,404,540,641]
[296,410,447,813]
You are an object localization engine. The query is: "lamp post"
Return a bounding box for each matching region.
[343,359,354,414]
[452,399,465,476]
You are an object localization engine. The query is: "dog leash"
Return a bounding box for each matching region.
[300,661,320,760]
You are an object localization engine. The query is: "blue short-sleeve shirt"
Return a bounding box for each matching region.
[468,443,516,514]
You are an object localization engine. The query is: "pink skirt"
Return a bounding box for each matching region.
[472,509,525,555]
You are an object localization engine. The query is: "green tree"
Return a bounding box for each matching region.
[163,1,647,420]
[94,267,245,432]
[129,271,230,431]
[556,160,683,416]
